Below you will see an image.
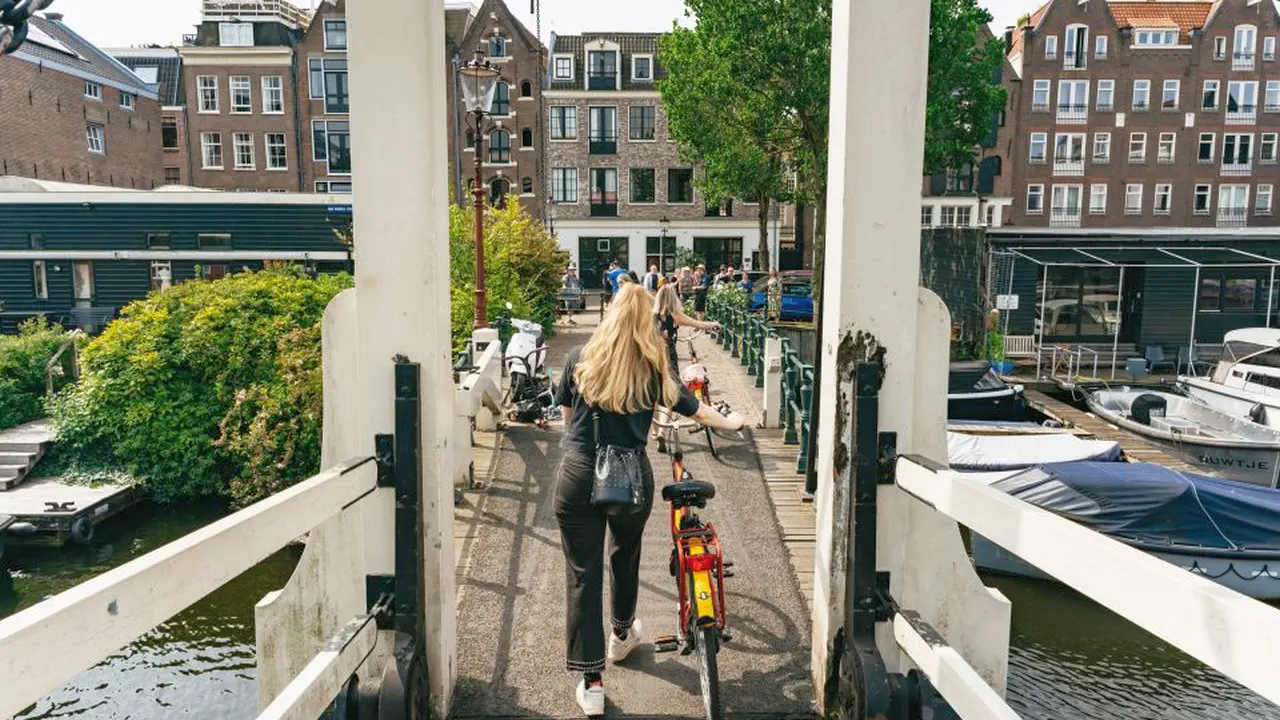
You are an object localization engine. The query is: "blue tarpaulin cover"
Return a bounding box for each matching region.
[990,462,1280,551]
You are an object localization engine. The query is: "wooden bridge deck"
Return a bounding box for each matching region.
[1023,390,1208,474]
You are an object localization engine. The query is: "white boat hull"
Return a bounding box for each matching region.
[1180,376,1280,428]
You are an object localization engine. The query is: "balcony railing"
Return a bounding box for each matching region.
[1092,153,1111,164]
[1056,104,1088,123]
[1063,51,1086,70]
[1049,209,1081,227]
[1031,101,1050,113]
[587,71,617,91]
[1097,100,1114,111]
[589,201,618,217]
[1233,51,1256,71]
[1053,158,1085,176]
[1218,207,1249,227]
[1222,160,1253,176]
[1029,153,1047,165]
[1132,101,1150,112]
[1266,102,1280,113]
[588,136,618,155]
[1227,104,1257,124]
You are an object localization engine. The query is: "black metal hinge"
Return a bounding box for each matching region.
[877,431,898,485]
[375,433,395,487]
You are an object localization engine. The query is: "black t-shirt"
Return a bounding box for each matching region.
[555,345,700,454]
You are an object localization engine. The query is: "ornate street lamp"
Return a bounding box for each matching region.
[458,47,502,327]
[659,215,670,277]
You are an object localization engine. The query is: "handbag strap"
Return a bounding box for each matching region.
[592,409,601,450]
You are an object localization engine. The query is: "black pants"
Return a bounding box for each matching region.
[554,449,655,672]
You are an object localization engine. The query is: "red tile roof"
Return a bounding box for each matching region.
[1108,1,1214,42]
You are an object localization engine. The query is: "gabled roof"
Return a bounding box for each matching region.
[452,0,541,55]
[111,49,184,106]
[15,16,161,99]
[548,32,666,91]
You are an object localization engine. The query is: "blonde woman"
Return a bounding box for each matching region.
[553,283,743,716]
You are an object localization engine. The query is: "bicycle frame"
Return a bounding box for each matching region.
[664,431,728,638]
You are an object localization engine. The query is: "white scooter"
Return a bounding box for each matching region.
[498,303,557,424]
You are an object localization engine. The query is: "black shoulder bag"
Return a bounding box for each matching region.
[590,411,647,516]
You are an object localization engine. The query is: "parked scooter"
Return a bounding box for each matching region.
[495,303,559,425]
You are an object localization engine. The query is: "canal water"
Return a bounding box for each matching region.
[2,505,1278,718]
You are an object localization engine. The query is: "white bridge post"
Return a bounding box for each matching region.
[811,0,1011,709]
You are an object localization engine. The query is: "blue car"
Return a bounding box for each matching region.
[750,272,814,322]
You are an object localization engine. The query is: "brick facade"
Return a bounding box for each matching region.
[297,0,351,193]
[0,16,163,189]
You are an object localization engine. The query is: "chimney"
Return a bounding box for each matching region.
[44,12,64,21]
[1004,26,1014,52]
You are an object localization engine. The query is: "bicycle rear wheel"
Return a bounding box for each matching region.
[694,625,722,719]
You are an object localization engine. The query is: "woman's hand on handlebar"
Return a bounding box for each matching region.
[704,321,722,334]
[693,402,743,432]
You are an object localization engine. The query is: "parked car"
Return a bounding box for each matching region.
[750,271,814,321]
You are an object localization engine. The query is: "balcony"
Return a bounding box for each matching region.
[589,201,618,217]
[1032,101,1050,114]
[1063,51,1086,70]
[1056,104,1088,124]
[1227,104,1257,124]
[588,135,617,155]
[587,72,617,91]
[1218,207,1249,227]
[1053,158,1085,176]
[1049,208,1081,227]
[1233,52,1256,71]
[1222,160,1253,176]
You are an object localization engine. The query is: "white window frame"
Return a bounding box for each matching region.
[1095,35,1108,60]
[1032,79,1051,111]
[1133,29,1178,48]
[1053,132,1086,171]
[323,19,347,52]
[1162,79,1180,110]
[1154,183,1173,215]
[552,53,575,81]
[1129,132,1147,163]
[1265,37,1277,62]
[1064,24,1088,69]
[1057,79,1089,121]
[1235,25,1258,65]
[33,260,48,300]
[198,75,219,114]
[1194,184,1212,215]
[1044,35,1059,60]
[1158,132,1176,163]
[84,80,102,100]
[1220,184,1250,213]
[1092,132,1111,162]
[1203,80,1220,110]
[1266,81,1280,113]
[200,131,223,169]
[1029,132,1047,163]
[261,76,284,114]
[1227,80,1259,121]
[1096,79,1114,110]
[1026,184,1045,214]
[1200,133,1217,164]
[265,132,288,171]
[1258,184,1274,215]
[920,205,934,227]
[1125,183,1143,214]
[233,132,255,170]
[551,167,579,204]
[1132,79,1151,111]
[1262,133,1278,164]
[219,22,253,47]
[1215,37,1228,60]
[1089,184,1107,214]
[85,123,105,155]
[549,105,578,140]
[230,75,252,114]
[1223,133,1255,170]
[119,91,135,110]
[1050,184,1083,221]
[150,261,173,292]
[631,54,654,82]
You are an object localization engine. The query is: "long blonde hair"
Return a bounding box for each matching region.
[576,283,680,413]
[653,283,681,317]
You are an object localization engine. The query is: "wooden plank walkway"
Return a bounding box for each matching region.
[454,429,501,607]
[1024,389,1207,473]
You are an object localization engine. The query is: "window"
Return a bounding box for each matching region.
[521,177,533,195]
[553,55,573,80]
[311,59,349,113]
[262,76,283,114]
[202,264,229,281]
[488,130,511,163]
[162,119,179,150]
[629,105,655,140]
[1262,133,1278,163]
[1026,184,1044,213]
[1227,81,1257,116]
[120,91,135,110]
[1235,25,1257,68]
[230,75,251,113]
[1092,132,1111,162]
[1226,279,1258,311]
[1125,184,1143,214]
[83,80,102,100]
[1195,184,1212,214]
[588,106,617,151]
[1154,184,1172,214]
[309,59,323,99]
[489,37,507,58]
[324,19,347,51]
[588,50,618,90]
[1129,132,1147,162]
[921,205,934,226]
[219,22,253,47]
[32,261,47,300]
[550,106,577,139]
[85,123,105,154]
[1199,133,1216,163]
[1057,80,1088,120]
[1162,80,1180,110]
[1064,25,1087,68]
[233,132,255,169]
[1050,185,1082,222]
[630,168,655,203]
[1266,37,1277,61]
[551,167,578,203]
[1258,184,1274,215]
[1158,133,1176,163]
[464,128,475,148]
[198,75,218,113]
[1044,35,1058,60]
[1220,184,1250,218]
[520,81,532,98]
[668,168,694,203]
[632,55,653,82]
[1267,81,1280,112]
[265,133,287,170]
[1215,37,1228,60]
[521,127,533,148]
[1224,133,1254,167]
[1032,80,1050,111]
[1096,79,1114,110]
[322,121,350,173]
[1095,35,1108,60]
[150,261,172,292]
[589,168,618,208]
[198,233,232,249]
[1203,80,1220,110]
[1054,133,1085,170]
[164,167,181,185]
[316,181,352,193]
[1133,29,1178,47]
[1132,79,1150,110]
[147,233,170,249]
[1200,277,1221,309]
[1089,184,1107,214]
[940,206,974,227]
[1029,132,1047,163]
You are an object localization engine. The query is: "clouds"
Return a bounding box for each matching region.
[46,0,199,48]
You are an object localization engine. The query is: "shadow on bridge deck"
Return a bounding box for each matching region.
[451,314,815,719]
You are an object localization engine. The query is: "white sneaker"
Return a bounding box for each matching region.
[576,678,605,717]
[607,618,643,664]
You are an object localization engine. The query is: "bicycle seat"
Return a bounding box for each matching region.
[662,480,716,506]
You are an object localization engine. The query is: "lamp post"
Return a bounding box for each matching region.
[458,48,502,327]
[659,215,670,278]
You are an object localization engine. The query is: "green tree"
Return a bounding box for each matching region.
[925,0,1009,175]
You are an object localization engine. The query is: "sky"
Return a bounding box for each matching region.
[49,0,1032,50]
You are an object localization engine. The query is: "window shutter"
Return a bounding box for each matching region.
[977,157,998,195]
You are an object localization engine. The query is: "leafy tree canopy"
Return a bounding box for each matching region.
[925,0,1009,174]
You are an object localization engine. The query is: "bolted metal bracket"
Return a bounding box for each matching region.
[877,432,898,485]
[366,574,396,630]
[375,433,395,487]
[874,571,896,623]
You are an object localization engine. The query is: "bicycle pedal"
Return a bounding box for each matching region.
[653,635,680,653]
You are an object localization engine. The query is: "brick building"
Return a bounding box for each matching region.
[1002,0,1280,229]
[544,32,774,285]
[0,14,163,189]
[112,47,191,187]
[296,0,351,194]
[178,1,309,192]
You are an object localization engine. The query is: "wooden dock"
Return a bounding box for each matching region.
[1024,389,1207,473]
[0,476,143,549]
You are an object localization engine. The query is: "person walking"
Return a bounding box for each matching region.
[651,283,721,443]
[554,283,744,716]
[600,262,617,311]
[766,269,782,322]
[677,266,693,299]
[642,264,661,293]
[608,263,629,295]
[692,266,710,321]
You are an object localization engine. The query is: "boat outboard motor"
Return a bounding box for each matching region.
[1131,393,1168,426]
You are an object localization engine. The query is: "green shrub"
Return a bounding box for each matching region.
[0,318,73,430]
[48,268,352,505]
[709,283,750,311]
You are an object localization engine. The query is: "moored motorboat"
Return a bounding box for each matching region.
[1180,328,1280,428]
[971,462,1280,600]
[948,431,1122,471]
[948,361,1026,421]
[1084,387,1280,487]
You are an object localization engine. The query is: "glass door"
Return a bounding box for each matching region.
[1037,265,1122,341]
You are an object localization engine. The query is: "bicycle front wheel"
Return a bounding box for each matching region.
[694,625,722,720]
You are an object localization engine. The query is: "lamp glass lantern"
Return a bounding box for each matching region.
[459,51,501,114]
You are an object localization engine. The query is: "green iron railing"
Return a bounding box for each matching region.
[708,297,814,474]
